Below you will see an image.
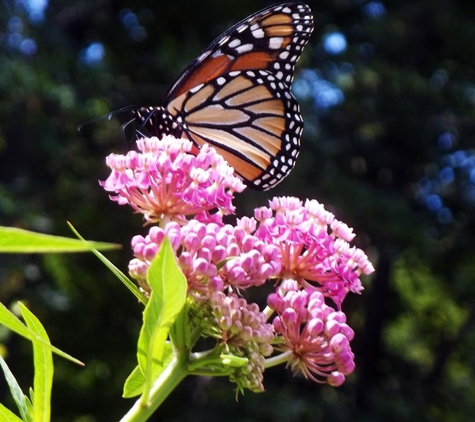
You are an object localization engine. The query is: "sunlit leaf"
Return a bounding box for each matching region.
[0,403,24,422]
[0,302,83,366]
[123,365,145,399]
[0,356,32,422]
[20,303,53,422]
[0,226,119,253]
[137,238,187,402]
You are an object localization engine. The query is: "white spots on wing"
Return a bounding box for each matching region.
[252,28,265,38]
[236,43,254,53]
[229,38,241,48]
[190,83,204,93]
[279,51,289,60]
[269,37,284,49]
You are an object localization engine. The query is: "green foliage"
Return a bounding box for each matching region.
[0,226,119,253]
[137,238,187,402]
[0,303,70,422]
[0,302,81,365]
[21,303,53,422]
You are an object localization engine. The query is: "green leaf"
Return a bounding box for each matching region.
[0,226,119,253]
[20,303,53,422]
[67,222,147,305]
[137,238,187,402]
[123,365,145,399]
[0,302,83,366]
[123,343,174,399]
[0,404,24,422]
[0,356,32,422]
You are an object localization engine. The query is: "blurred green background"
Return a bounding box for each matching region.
[1,0,475,421]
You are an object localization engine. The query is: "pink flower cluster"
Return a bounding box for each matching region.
[101,136,245,223]
[102,135,375,391]
[268,282,355,386]
[129,215,282,298]
[254,197,374,308]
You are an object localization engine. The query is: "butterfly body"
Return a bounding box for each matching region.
[135,2,313,190]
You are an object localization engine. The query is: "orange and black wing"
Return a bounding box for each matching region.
[136,2,314,190]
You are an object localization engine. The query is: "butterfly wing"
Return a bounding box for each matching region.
[163,2,313,101]
[137,2,314,190]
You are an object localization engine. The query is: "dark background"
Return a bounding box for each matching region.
[1,0,475,421]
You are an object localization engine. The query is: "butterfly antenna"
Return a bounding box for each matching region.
[120,117,138,147]
[77,105,138,134]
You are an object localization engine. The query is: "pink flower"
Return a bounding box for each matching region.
[268,287,356,386]
[101,136,246,223]
[128,216,282,298]
[255,196,374,307]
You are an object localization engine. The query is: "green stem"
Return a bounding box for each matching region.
[264,350,292,369]
[119,353,188,422]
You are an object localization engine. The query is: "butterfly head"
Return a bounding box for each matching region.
[133,106,184,140]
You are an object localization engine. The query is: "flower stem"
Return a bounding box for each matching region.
[119,353,188,422]
[264,350,292,369]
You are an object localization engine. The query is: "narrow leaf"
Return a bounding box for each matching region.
[0,356,32,422]
[0,226,119,253]
[20,303,53,422]
[67,222,147,305]
[0,302,83,366]
[0,404,24,422]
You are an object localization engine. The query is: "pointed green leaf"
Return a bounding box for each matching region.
[0,226,119,253]
[0,302,83,366]
[0,404,24,422]
[20,303,53,422]
[0,356,32,422]
[123,343,174,399]
[123,365,145,399]
[25,394,33,417]
[137,238,187,401]
[67,223,147,305]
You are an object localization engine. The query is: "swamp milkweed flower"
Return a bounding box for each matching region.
[102,135,375,392]
[101,136,245,223]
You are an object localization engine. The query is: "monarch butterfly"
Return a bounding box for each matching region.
[134,2,313,190]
